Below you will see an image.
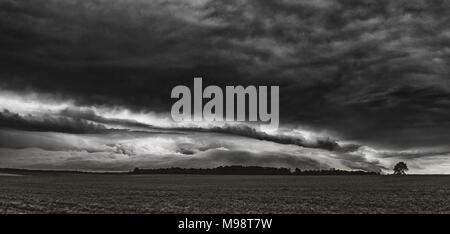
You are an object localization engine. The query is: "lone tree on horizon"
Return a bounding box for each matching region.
[393,162,408,175]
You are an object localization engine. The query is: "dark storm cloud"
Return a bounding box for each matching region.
[0,129,101,152]
[0,109,107,133]
[59,108,157,130]
[1,0,450,150]
[179,124,360,152]
[0,105,347,153]
[60,108,358,152]
[0,0,251,111]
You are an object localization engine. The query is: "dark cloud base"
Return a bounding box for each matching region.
[0,0,449,173]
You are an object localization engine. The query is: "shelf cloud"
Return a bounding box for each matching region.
[1,0,449,173]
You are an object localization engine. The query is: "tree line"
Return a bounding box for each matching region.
[131,166,380,175]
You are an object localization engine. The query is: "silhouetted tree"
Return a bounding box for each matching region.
[393,162,408,175]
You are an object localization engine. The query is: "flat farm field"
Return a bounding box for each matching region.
[0,173,449,213]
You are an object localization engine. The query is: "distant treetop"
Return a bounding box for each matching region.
[393,162,408,175]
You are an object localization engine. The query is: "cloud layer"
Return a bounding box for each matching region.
[0,0,449,173]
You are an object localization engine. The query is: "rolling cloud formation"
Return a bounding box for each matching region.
[0,0,449,173]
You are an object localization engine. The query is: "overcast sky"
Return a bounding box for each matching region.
[1,0,450,173]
